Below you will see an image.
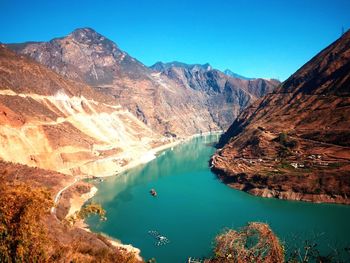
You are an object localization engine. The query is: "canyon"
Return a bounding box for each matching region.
[1,27,278,177]
[0,28,279,262]
[1,26,349,263]
[8,28,278,136]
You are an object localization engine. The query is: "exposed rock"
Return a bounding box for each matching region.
[0,45,164,177]
[212,31,350,205]
[150,61,279,129]
[8,28,279,136]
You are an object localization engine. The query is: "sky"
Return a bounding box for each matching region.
[1,0,349,80]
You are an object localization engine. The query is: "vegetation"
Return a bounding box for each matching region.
[78,203,106,220]
[208,222,284,263]
[0,179,53,262]
[0,177,141,263]
[66,203,107,226]
[275,132,298,158]
[207,222,350,263]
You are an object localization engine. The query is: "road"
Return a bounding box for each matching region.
[51,177,79,214]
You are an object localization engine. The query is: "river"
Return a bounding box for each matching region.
[86,135,350,262]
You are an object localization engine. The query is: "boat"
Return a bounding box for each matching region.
[148,230,170,246]
[150,188,157,196]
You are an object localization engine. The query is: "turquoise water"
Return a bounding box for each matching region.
[87,135,350,262]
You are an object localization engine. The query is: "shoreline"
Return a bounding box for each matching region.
[61,131,223,261]
[86,130,223,179]
[210,155,350,206]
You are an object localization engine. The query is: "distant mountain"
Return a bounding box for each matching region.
[8,28,279,136]
[151,61,212,72]
[151,61,280,127]
[212,30,350,205]
[223,69,253,80]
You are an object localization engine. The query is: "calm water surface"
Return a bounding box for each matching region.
[87,135,350,263]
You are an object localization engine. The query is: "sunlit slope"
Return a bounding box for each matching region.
[0,45,164,176]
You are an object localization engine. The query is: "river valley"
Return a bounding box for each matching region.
[87,135,350,262]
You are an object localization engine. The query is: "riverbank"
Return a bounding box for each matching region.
[84,135,350,263]
[210,150,350,205]
[59,131,223,261]
[85,130,223,179]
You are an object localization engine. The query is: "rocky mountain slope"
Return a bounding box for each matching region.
[0,45,167,177]
[8,28,279,135]
[150,61,279,128]
[211,31,350,204]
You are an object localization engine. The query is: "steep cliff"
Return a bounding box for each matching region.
[212,31,350,204]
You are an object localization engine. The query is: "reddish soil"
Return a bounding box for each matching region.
[212,31,350,205]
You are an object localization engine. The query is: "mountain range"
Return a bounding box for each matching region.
[1,26,349,262]
[0,28,279,177]
[7,28,279,136]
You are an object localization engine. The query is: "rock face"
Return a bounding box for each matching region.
[0,27,280,178]
[212,31,350,205]
[0,45,165,177]
[150,61,279,129]
[8,28,279,136]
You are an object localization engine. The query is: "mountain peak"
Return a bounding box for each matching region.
[64,27,123,62]
[72,27,97,34]
[69,27,112,46]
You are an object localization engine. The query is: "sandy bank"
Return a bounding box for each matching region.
[87,139,182,178]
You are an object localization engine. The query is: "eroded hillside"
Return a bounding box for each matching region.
[212,31,350,204]
[9,28,279,135]
[0,45,167,177]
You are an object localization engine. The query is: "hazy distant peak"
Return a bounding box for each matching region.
[223,69,254,80]
[151,61,212,71]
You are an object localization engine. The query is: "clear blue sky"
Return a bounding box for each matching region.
[1,0,349,80]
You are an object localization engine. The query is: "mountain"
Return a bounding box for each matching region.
[211,31,350,204]
[223,69,253,80]
[8,28,279,135]
[0,44,166,177]
[150,61,280,128]
[151,61,212,71]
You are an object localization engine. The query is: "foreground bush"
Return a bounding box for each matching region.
[207,222,284,263]
[0,179,53,262]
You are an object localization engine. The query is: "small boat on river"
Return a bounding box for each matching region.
[150,188,157,196]
[148,230,170,246]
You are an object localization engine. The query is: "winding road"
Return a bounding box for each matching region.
[51,177,79,215]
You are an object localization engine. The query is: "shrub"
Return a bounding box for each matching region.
[0,179,53,263]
